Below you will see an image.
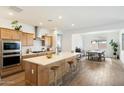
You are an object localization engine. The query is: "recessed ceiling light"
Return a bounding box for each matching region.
[8,12,13,16]
[71,24,75,26]
[58,16,62,19]
[39,22,43,25]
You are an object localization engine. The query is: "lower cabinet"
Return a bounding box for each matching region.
[1,64,23,77]
[24,56,78,86]
[25,62,38,85]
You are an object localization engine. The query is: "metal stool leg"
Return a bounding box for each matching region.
[51,66,60,86]
[53,70,57,86]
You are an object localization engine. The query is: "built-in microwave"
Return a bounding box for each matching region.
[0,40,21,68]
[2,40,21,52]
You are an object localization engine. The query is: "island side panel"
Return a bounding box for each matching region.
[25,61,38,85]
[37,60,65,86]
[24,53,80,86]
[37,65,49,86]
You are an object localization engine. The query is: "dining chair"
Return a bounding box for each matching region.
[101,51,105,61]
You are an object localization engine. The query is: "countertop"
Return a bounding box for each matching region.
[22,51,55,57]
[23,52,80,66]
[22,52,45,56]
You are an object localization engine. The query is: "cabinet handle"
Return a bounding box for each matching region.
[31,69,34,74]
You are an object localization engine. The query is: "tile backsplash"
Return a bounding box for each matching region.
[22,39,42,54]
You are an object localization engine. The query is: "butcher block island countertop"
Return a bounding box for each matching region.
[23,52,80,86]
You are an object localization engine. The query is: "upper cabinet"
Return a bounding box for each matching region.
[26,33,34,46]
[0,28,34,46]
[41,35,52,48]
[11,30,22,40]
[0,28,12,39]
[0,28,21,40]
[21,32,27,46]
[21,32,33,46]
[21,32,34,46]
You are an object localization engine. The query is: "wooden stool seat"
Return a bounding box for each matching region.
[51,66,59,70]
[67,61,74,65]
[50,65,60,85]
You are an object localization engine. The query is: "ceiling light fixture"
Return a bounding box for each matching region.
[8,12,13,16]
[58,16,62,19]
[71,24,75,26]
[39,22,43,25]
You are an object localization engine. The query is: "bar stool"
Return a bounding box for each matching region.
[51,65,60,86]
[76,57,81,71]
[62,61,75,85]
[67,61,75,80]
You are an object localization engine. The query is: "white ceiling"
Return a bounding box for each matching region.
[0,6,124,31]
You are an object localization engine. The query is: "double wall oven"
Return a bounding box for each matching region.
[0,40,21,68]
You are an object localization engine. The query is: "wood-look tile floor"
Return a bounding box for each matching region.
[1,58,124,86]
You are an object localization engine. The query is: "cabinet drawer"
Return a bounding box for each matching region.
[1,64,22,77]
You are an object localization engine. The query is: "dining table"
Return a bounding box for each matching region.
[86,50,105,61]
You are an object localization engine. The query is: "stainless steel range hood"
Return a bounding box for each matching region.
[34,26,40,40]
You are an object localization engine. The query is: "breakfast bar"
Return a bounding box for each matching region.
[23,52,80,86]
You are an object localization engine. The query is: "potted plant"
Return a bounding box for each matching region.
[109,39,118,57]
[11,20,22,31]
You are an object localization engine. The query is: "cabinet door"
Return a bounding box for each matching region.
[46,36,52,47]
[25,62,38,85]
[27,33,33,46]
[0,28,12,39]
[43,36,52,47]
[11,31,21,40]
[21,32,27,46]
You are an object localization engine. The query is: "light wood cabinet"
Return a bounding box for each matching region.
[0,28,34,46]
[41,35,52,48]
[1,64,22,77]
[21,32,27,46]
[25,62,38,85]
[11,30,21,40]
[0,28,12,39]
[24,55,78,86]
[27,33,33,46]
[0,28,21,40]
[21,32,33,46]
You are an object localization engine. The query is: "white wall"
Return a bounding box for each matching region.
[72,34,83,51]
[62,31,72,52]
[119,30,124,63]
[82,31,119,57]
[62,22,124,53]
[0,17,34,33]
[0,17,50,53]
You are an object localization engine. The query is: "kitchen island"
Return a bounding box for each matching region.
[23,52,80,86]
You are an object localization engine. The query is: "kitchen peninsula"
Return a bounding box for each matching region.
[23,52,80,86]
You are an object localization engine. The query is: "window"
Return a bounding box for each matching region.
[98,40,107,49]
[91,40,107,49]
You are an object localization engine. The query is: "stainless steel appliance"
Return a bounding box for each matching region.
[0,40,21,68]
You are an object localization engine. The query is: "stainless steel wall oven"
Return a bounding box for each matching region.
[0,40,21,68]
